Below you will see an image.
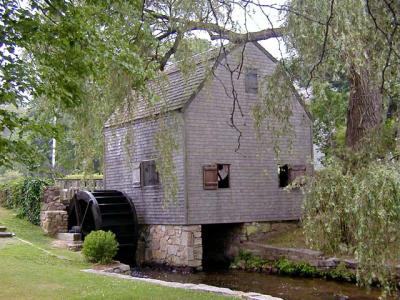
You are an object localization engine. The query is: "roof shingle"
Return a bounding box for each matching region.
[104,52,216,128]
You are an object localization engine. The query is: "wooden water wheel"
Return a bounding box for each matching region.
[68,190,138,263]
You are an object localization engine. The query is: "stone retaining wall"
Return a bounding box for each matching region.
[55,178,103,190]
[40,187,68,236]
[136,225,202,270]
[41,211,68,236]
[39,186,87,236]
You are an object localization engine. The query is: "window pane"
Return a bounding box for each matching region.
[278,165,289,188]
[142,160,159,186]
[132,162,141,186]
[217,164,230,189]
[245,68,258,94]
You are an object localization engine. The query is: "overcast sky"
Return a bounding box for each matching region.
[195,0,288,59]
[233,0,287,59]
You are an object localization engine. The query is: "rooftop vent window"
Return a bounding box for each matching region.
[245,68,258,94]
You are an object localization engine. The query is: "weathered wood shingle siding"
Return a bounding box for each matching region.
[104,112,186,224]
[184,43,313,224]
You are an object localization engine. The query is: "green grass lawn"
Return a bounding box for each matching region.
[0,207,233,300]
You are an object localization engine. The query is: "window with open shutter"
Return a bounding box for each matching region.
[278,164,307,188]
[203,165,218,190]
[141,160,159,186]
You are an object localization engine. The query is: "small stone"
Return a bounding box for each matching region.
[343,259,357,269]
[194,238,202,245]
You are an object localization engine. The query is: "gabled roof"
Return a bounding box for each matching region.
[104,42,311,128]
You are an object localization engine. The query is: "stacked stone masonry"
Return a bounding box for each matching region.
[40,187,68,236]
[40,185,87,236]
[137,225,202,270]
[41,211,68,236]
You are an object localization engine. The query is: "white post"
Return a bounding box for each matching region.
[51,138,56,168]
[51,117,56,169]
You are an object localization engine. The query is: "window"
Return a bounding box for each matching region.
[203,164,230,190]
[278,164,306,188]
[217,164,230,188]
[278,165,289,188]
[245,68,258,94]
[132,162,141,187]
[141,160,159,186]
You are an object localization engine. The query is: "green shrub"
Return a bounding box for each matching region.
[82,230,119,264]
[0,178,24,209]
[0,177,52,225]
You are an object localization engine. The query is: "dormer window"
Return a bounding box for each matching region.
[245,68,258,94]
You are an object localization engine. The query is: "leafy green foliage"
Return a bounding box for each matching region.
[82,230,119,264]
[303,160,400,291]
[327,262,355,282]
[285,0,400,88]
[233,249,266,270]
[232,250,355,281]
[253,0,400,156]
[309,81,348,160]
[1,0,158,172]
[274,258,319,277]
[0,178,24,210]
[0,177,52,225]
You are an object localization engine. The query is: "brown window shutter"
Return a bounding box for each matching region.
[203,164,218,190]
[289,165,306,182]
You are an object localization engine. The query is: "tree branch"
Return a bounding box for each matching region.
[145,8,283,43]
[305,0,335,90]
[159,32,183,70]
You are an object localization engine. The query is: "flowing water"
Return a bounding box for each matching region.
[134,268,395,300]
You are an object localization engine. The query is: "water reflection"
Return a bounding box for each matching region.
[133,268,395,300]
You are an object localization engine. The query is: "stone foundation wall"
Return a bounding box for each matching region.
[40,187,68,236]
[240,221,300,243]
[136,225,202,270]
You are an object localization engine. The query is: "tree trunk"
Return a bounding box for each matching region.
[345,67,382,149]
